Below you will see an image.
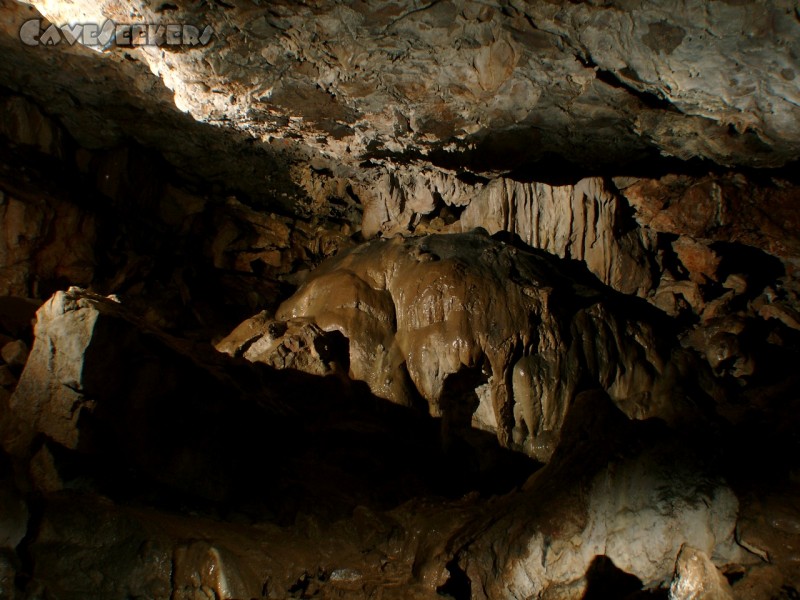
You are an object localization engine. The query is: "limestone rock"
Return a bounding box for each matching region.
[28,445,64,494]
[757,302,800,332]
[21,0,800,172]
[356,173,657,297]
[0,191,96,297]
[669,546,734,600]
[0,94,68,158]
[621,174,800,260]
[672,238,721,285]
[173,541,259,600]
[729,565,789,600]
[206,196,355,286]
[3,290,107,455]
[683,317,755,379]
[1,287,280,501]
[461,392,745,599]
[29,496,175,600]
[216,311,348,378]
[0,340,28,369]
[458,177,656,296]
[652,279,705,318]
[251,232,708,461]
[736,487,800,582]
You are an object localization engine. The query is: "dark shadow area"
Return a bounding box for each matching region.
[364,124,800,188]
[437,558,471,600]
[582,555,647,600]
[712,242,786,302]
[0,122,304,339]
[7,305,539,527]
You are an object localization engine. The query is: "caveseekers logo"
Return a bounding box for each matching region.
[19,19,213,48]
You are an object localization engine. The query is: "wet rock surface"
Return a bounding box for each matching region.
[270,231,708,461]
[0,0,799,598]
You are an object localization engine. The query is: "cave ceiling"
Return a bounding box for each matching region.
[3,0,800,212]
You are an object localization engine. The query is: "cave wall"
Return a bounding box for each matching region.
[1,0,800,599]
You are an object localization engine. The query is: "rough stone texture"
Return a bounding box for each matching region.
[619,173,800,263]
[735,486,800,594]
[669,546,735,600]
[21,0,800,173]
[217,310,348,378]
[24,492,460,600]
[1,0,800,598]
[263,231,709,461]
[352,171,658,296]
[12,392,766,600]
[457,177,656,295]
[4,290,112,455]
[0,287,292,502]
[0,187,96,298]
[0,90,361,338]
[458,392,748,600]
[672,238,721,286]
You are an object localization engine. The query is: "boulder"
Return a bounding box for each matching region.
[1,287,278,502]
[0,340,28,369]
[460,392,746,599]
[669,546,735,600]
[216,311,348,378]
[227,232,713,461]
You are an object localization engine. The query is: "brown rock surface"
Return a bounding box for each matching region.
[0,287,292,502]
[673,237,721,285]
[669,546,735,600]
[457,177,656,296]
[0,0,799,598]
[217,311,348,378]
[16,0,800,173]
[262,231,708,461]
[620,174,800,260]
[0,188,96,298]
[457,392,748,599]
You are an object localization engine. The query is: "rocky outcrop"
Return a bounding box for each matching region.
[619,173,800,264]
[217,310,348,378]
[20,0,800,173]
[454,392,750,599]
[225,231,713,462]
[0,187,96,298]
[0,287,292,502]
[457,177,656,296]
[355,173,657,296]
[6,388,765,600]
[670,546,735,600]
[1,1,800,598]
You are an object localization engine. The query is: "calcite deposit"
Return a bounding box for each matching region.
[247,231,705,461]
[1,0,799,598]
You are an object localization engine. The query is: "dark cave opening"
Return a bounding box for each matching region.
[582,556,668,600]
[436,558,472,600]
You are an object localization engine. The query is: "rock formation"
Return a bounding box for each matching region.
[227,231,707,462]
[0,0,799,598]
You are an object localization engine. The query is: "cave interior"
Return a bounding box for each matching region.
[0,0,800,599]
